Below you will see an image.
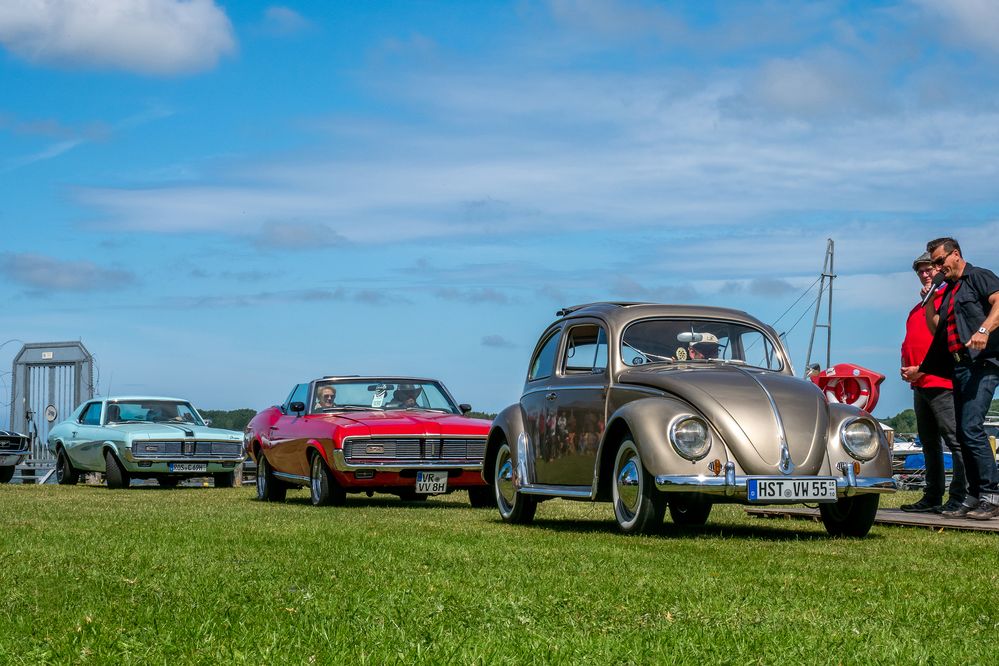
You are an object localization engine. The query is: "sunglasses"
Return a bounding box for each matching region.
[931,250,954,267]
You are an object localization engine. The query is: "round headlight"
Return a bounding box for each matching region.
[841,419,879,461]
[670,416,711,461]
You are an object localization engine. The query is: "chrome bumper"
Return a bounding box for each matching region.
[125,452,246,463]
[330,450,481,473]
[0,452,28,466]
[655,461,896,499]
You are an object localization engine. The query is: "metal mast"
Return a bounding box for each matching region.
[804,239,835,373]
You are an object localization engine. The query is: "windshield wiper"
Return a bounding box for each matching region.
[108,419,146,424]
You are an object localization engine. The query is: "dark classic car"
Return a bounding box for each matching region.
[484,303,896,537]
[46,396,245,488]
[1,430,31,483]
[245,376,493,507]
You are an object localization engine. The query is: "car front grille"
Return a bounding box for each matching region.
[131,441,244,459]
[343,437,486,464]
[0,431,29,452]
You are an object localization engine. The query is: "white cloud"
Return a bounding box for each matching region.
[261,6,312,36]
[0,253,135,292]
[914,0,999,56]
[0,0,236,75]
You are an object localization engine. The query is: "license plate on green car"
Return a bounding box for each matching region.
[169,463,207,473]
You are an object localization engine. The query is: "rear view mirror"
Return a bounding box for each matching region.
[290,401,306,415]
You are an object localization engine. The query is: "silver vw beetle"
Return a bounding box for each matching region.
[484,303,896,537]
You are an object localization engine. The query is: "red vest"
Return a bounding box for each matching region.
[902,293,952,390]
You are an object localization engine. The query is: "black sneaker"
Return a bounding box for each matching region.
[900,498,942,513]
[967,499,999,521]
[941,502,976,518]
[935,499,965,514]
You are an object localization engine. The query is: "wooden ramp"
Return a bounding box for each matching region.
[746,506,999,533]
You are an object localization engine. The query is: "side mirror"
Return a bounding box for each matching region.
[290,401,306,415]
[459,404,472,415]
[203,418,213,427]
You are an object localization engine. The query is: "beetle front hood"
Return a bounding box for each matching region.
[618,365,829,474]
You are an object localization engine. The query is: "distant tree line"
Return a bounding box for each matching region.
[199,409,257,431]
[881,399,999,434]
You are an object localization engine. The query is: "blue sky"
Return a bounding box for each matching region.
[3,0,999,425]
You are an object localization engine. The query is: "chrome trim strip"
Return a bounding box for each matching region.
[126,454,246,462]
[733,365,794,475]
[521,386,555,398]
[329,450,480,473]
[654,473,897,496]
[274,471,310,483]
[615,385,666,396]
[517,484,591,498]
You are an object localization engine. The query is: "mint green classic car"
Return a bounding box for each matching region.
[46,396,245,488]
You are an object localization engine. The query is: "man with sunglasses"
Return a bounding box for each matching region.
[920,237,999,520]
[900,252,967,513]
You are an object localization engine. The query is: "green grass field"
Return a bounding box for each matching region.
[1,484,997,664]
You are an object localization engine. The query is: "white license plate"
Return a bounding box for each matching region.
[416,471,448,494]
[169,463,207,473]
[747,478,837,503]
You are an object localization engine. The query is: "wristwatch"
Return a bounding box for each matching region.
[979,326,989,335]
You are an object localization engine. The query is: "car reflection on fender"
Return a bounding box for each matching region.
[484,302,896,537]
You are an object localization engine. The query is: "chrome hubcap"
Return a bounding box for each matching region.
[496,449,516,511]
[616,452,641,517]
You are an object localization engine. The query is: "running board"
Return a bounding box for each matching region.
[518,484,591,498]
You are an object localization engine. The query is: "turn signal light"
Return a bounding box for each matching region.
[853,461,861,475]
[707,459,722,476]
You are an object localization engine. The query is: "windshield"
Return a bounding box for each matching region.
[312,380,459,414]
[105,400,205,426]
[621,318,784,371]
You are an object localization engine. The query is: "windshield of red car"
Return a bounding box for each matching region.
[105,401,205,426]
[621,318,784,371]
[312,380,459,414]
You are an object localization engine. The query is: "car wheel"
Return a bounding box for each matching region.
[158,476,180,488]
[213,472,236,488]
[667,494,712,526]
[467,486,493,508]
[56,449,80,485]
[255,455,286,502]
[612,437,665,534]
[104,450,131,489]
[819,494,879,537]
[494,441,537,524]
[0,466,13,484]
[310,453,345,507]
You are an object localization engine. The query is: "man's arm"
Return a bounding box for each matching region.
[966,291,999,351]
[924,297,941,334]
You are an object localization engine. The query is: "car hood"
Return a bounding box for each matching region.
[311,410,491,437]
[619,364,829,474]
[110,423,243,441]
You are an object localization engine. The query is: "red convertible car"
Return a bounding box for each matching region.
[245,376,492,507]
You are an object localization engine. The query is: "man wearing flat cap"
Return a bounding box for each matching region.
[900,252,966,513]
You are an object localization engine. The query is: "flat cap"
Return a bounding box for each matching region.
[912,252,932,271]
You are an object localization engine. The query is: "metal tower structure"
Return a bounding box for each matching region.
[804,239,835,373]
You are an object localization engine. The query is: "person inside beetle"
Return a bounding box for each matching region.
[314,385,337,410]
[688,332,720,359]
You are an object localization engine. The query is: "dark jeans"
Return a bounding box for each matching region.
[913,387,967,504]
[952,360,999,505]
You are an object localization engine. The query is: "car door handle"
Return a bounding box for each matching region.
[545,392,557,401]
[71,431,77,437]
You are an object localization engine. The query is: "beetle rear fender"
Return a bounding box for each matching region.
[596,397,721,494]
[483,404,524,484]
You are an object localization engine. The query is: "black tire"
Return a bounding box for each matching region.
[493,441,537,524]
[309,454,345,507]
[104,450,130,489]
[668,494,712,526]
[467,486,493,508]
[213,472,235,488]
[56,449,80,485]
[611,437,666,534]
[0,466,14,484]
[819,494,880,537]
[158,476,180,488]
[255,454,286,502]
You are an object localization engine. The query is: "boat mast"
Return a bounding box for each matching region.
[804,238,835,374]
